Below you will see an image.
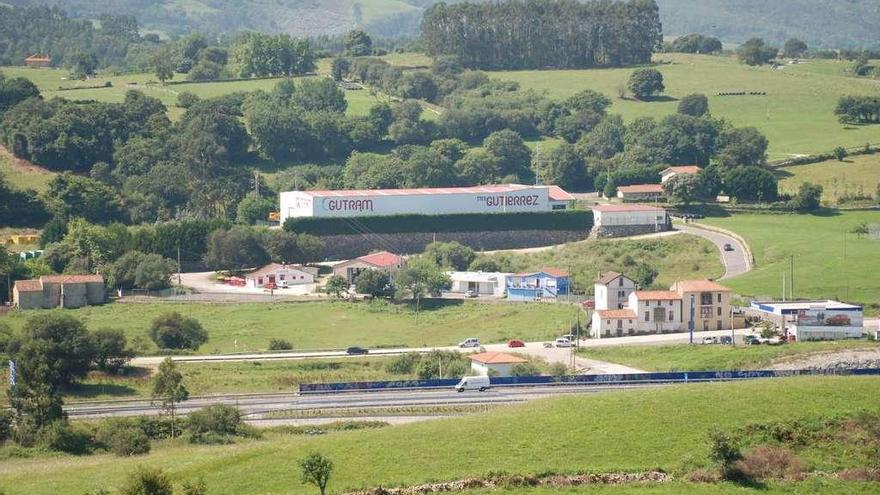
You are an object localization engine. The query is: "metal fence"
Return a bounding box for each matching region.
[299,368,880,394]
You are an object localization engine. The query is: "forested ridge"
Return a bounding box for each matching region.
[420,0,662,70]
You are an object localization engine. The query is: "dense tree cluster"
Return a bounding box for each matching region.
[664,34,723,54]
[421,0,662,70]
[230,32,316,77]
[737,38,778,66]
[834,96,880,124]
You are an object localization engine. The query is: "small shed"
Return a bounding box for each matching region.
[25,55,52,68]
[245,263,317,289]
[447,271,510,297]
[469,352,528,377]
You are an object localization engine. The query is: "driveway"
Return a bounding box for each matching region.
[675,224,750,279]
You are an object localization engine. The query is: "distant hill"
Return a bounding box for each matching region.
[7,0,880,48]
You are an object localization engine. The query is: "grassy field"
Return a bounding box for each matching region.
[584,340,880,372]
[0,147,56,193]
[776,153,880,205]
[701,211,880,311]
[492,53,880,160]
[0,67,390,118]
[0,300,579,354]
[479,234,725,291]
[0,377,876,494]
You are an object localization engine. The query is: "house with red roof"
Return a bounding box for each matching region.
[244,263,318,289]
[469,352,528,377]
[615,184,665,202]
[332,250,406,283]
[589,204,669,238]
[13,274,105,310]
[660,166,702,183]
[505,267,570,301]
[24,54,51,67]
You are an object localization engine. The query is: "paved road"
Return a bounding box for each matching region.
[131,330,751,368]
[65,383,659,421]
[676,224,751,280]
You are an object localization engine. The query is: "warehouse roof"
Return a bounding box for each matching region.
[293,184,574,200]
[41,274,104,284]
[512,267,569,278]
[14,280,43,292]
[590,204,666,213]
[357,251,404,268]
[448,271,509,283]
[469,352,528,364]
[247,263,315,278]
[596,271,624,284]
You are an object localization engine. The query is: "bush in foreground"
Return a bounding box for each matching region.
[268,339,293,351]
[148,312,208,350]
[95,420,151,456]
[120,467,173,495]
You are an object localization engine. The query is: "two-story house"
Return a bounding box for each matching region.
[506,268,570,301]
[593,271,637,310]
[671,280,732,332]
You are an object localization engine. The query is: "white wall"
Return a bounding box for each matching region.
[594,209,667,227]
[628,293,683,333]
[595,276,636,310]
[281,187,556,221]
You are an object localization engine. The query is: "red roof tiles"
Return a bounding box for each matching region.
[617,184,664,194]
[468,352,529,364]
[597,309,638,319]
[358,251,404,268]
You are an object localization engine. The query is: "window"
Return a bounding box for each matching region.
[717,293,722,303]
[279,274,285,280]
[653,307,666,322]
[644,311,650,322]
[552,204,567,210]
[619,278,624,287]
[700,292,713,305]
[618,290,625,297]
[669,300,673,306]
[717,320,722,330]
[717,306,722,316]
[669,312,674,321]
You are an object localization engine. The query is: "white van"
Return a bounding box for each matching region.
[458,337,480,348]
[455,375,491,392]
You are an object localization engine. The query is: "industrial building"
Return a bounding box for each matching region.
[279,184,575,221]
[750,300,864,341]
[13,275,105,310]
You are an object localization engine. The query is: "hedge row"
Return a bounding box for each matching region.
[283,211,593,236]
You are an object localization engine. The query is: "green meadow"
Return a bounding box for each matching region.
[492,53,880,160]
[0,377,876,494]
[775,153,880,205]
[702,210,880,311]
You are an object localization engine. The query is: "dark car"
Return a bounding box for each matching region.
[723,243,734,251]
[346,346,369,355]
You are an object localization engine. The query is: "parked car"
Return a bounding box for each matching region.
[346,346,368,355]
[507,339,525,348]
[723,243,735,252]
[459,337,480,348]
[719,336,734,345]
[561,334,576,342]
[455,375,491,392]
[701,336,718,345]
[464,289,478,298]
[555,337,573,348]
[744,335,761,345]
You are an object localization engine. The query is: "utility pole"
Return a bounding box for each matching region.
[789,255,794,300]
[688,294,695,344]
[177,245,182,286]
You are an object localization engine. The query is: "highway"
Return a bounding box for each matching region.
[65,383,660,422]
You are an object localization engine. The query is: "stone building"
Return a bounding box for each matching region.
[12,275,106,310]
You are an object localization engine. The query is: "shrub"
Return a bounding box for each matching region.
[708,427,743,481]
[186,404,256,444]
[734,445,805,481]
[119,467,173,495]
[39,421,92,455]
[385,353,421,375]
[510,362,542,376]
[0,409,12,443]
[95,421,151,456]
[176,92,200,109]
[91,328,135,373]
[268,339,293,351]
[838,468,880,481]
[148,312,208,350]
[549,362,569,377]
[181,479,208,495]
[683,469,720,483]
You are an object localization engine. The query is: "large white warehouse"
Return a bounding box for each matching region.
[280,184,575,221]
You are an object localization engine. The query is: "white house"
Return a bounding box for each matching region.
[660,166,701,183]
[594,271,637,310]
[245,263,318,289]
[447,272,510,297]
[627,290,684,334]
[469,352,528,377]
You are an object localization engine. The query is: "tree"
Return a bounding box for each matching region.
[330,57,350,81]
[709,427,743,480]
[422,241,475,271]
[299,452,333,495]
[724,166,778,202]
[628,69,665,100]
[483,129,533,182]
[677,94,709,117]
[716,127,768,168]
[783,39,808,58]
[833,146,848,161]
[151,358,188,438]
[90,328,134,374]
[394,258,451,315]
[537,143,588,191]
[205,227,270,270]
[353,269,393,298]
[663,174,704,205]
[134,254,176,290]
[344,29,373,56]
[603,177,617,199]
[236,193,276,225]
[790,182,823,211]
[291,78,347,113]
[153,56,175,85]
[669,34,722,54]
[324,275,349,298]
[737,38,777,66]
[120,467,173,495]
[45,173,125,224]
[148,312,208,350]
[71,52,98,79]
[263,230,323,264]
[0,76,40,114]
[14,313,94,388]
[634,263,658,288]
[577,115,625,159]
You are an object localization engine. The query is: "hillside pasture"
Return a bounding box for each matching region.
[0,377,876,494]
[775,153,880,205]
[492,53,880,160]
[702,211,880,311]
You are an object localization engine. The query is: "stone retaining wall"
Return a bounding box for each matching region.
[590,223,671,239]
[319,230,588,259]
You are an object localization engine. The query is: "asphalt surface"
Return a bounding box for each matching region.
[65,383,659,421]
[675,224,751,279]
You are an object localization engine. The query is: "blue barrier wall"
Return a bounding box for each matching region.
[299,368,880,394]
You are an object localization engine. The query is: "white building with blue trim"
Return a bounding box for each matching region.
[506,268,570,301]
[750,300,864,341]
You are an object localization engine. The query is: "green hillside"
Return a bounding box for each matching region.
[10,0,880,47]
[0,377,877,494]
